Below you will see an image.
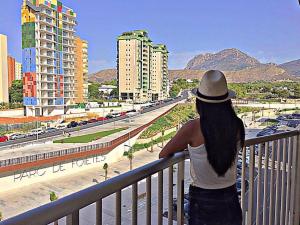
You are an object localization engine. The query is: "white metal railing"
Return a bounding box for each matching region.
[0,131,299,225]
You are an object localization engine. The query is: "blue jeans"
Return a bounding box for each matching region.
[188,184,242,225]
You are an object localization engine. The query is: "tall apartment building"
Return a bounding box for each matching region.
[74,36,88,103]
[22,0,77,116]
[15,62,23,80]
[117,30,169,102]
[152,44,169,100]
[0,34,9,103]
[7,56,16,88]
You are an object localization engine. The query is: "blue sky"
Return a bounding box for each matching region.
[1,0,300,73]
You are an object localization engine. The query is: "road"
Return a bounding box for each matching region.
[0,94,187,149]
[0,102,179,161]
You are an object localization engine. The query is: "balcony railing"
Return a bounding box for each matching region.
[0,130,299,225]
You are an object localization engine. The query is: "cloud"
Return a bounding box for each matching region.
[89,59,115,73]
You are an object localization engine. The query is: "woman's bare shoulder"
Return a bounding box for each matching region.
[181,118,201,135]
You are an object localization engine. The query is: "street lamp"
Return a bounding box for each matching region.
[33,106,38,141]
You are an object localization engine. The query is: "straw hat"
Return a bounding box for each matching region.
[191,70,236,103]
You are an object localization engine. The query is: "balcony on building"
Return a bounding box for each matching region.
[0,117,299,224]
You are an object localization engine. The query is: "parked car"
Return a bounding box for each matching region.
[67,121,78,128]
[28,128,45,136]
[106,114,113,119]
[10,133,26,140]
[87,119,97,123]
[78,121,88,126]
[120,112,127,116]
[56,124,67,129]
[0,136,8,142]
[45,127,58,133]
[111,112,121,118]
[96,117,107,122]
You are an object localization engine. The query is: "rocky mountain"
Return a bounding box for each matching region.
[279,59,300,76]
[185,48,261,71]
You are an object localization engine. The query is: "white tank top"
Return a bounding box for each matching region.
[188,144,238,189]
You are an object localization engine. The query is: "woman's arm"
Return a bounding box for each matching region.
[159,122,192,158]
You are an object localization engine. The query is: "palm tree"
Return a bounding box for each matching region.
[103,163,108,181]
[127,150,134,170]
[50,192,58,225]
[161,130,165,147]
[150,137,154,153]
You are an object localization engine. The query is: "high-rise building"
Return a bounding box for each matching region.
[74,36,88,103]
[0,34,9,103]
[151,44,169,100]
[15,62,22,80]
[22,0,77,116]
[7,56,16,87]
[117,30,169,102]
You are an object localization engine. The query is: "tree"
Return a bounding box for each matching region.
[88,82,100,100]
[9,80,23,103]
[103,163,108,181]
[127,150,134,170]
[0,211,2,221]
[50,192,59,225]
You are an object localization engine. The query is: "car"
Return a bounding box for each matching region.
[67,121,78,128]
[87,119,97,123]
[0,136,8,142]
[96,117,107,122]
[78,121,88,126]
[45,127,58,133]
[108,112,121,118]
[56,124,67,129]
[10,133,26,140]
[127,111,139,116]
[120,112,127,116]
[276,115,286,120]
[292,113,300,119]
[29,128,45,136]
[106,114,113,119]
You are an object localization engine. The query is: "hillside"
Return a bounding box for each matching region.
[89,69,117,83]
[88,48,299,83]
[89,66,296,84]
[185,48,261,71]
[279,59,300,76]
[170,64,295,83]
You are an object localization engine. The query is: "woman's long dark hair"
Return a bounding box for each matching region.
[196,98,245,176]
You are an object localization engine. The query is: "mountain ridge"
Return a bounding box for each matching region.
[89,48,300,83]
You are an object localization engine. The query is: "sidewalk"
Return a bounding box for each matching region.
[0,145,164,220]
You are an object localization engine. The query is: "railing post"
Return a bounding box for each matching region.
[96,199,102,225]
[293,131,300,225]
[66,210,79,225]
[177,160,185,225]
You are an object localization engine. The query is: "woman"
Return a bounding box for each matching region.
[159,70,245,225]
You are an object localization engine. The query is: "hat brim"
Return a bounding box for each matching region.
[190,88,236,103]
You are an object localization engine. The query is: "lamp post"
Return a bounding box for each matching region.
[33,106,38,141]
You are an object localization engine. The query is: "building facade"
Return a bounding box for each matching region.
[117,30,169,102]
[151,44,169,100]
[0,34,9,103]
[15,62,22,80]
[22,0,77,116]
[74,36,88,103]
[7,56,16,88]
